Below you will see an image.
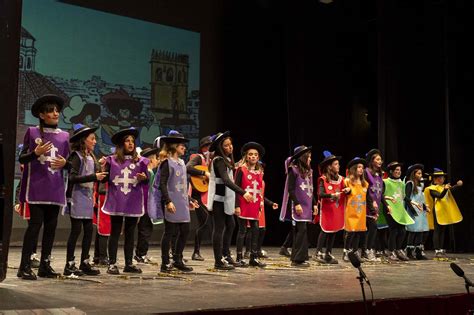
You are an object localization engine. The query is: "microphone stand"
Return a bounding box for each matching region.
[357,270,369,315]
[464,280,474,315]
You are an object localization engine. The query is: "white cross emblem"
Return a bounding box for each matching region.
[392,188,402,202]
[245,180,262,203]
[350,194,366,214]
[112,167,137,195]
[371,181,382,198]
[175,179,187,198]
[299,177,313,198]
[37,145,59,174]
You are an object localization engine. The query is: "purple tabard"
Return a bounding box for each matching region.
[365,169,383,217]
[19,127,70,206]
[280,165,314,222]
[69,152,95,219]
[164,158,190,223]
[102,155,149,217]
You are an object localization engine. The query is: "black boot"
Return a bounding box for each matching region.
[173,255,193,272]
[214,258,235,270]
[107,264,120,275]
[80,259,100,276]
[235,253,248,267]
[324,252,338,264]
[63,260,85,276]
[406,246,416,260]
[160,263,174,273]
[17,264,37,280]
[123,262,142,273]
[249,253,266,268]
[30,253,40,269]
[38,259,60,278]
[192,251,204,261]
[415,246,428,260]
[279,247,291,257]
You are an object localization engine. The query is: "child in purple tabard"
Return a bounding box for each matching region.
[63,124,107,276]
[361,148,387,262]
[17,94,69,280]
[101,127,149,275]
[150,130,198,273]
[280,145,318,267]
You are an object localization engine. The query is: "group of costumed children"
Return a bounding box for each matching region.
[15,94,464,280]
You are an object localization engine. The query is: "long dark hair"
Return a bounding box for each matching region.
[348,164,368,187]
[322,161,338,183]
[367,153,382,176]
[213,136,235,169]
[409,169,422,195]
[115,135,138,164]
[292,152,311,178]
[71,134,98,162]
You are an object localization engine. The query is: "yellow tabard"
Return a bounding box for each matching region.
[344,178,367,232]
[425,184,462,229]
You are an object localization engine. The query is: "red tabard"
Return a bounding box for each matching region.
[93,183,111,236]
[238,166,263,220]
[319,175,346,232]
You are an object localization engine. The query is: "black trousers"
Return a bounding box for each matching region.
[386,214,406,251]
[66,217,93,262]
[291,221,309,263]
[194,204,210,253]
[376,228,389,251]
[316,231,336,254]
[236,218,258,255]
[432,208,447,249]
[344,231,364,251]
[211,201,235,263]
[108,216,138,265]
[161,220,189,264]
[363,217,378,250]
[20,204,60,268]
[135,213,153,257]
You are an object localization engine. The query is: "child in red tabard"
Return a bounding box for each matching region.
[234,142,278,267]
[314,151,350,265]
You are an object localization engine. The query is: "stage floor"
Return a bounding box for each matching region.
[1,246,473,314]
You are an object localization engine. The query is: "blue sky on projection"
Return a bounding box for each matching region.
[21,0,200,89]
[17,0,201,157]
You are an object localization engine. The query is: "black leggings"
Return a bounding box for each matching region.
[94,232,108,260]
[66,217,93,262]
[345,231,364,251]
[386,214,406,251]
[135,213,153,257]
[20,204,60,268]
[108,216,138,265]
[316,231,336,254]
[363,217,378,250]
[236,218,258,254]
[161,220,190,264]
[194,204,210,252]
[211,201,235,263]
[407,231,429,247]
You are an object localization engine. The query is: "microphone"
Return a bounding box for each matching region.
[451,263,474,287]
[348,251,371,285]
